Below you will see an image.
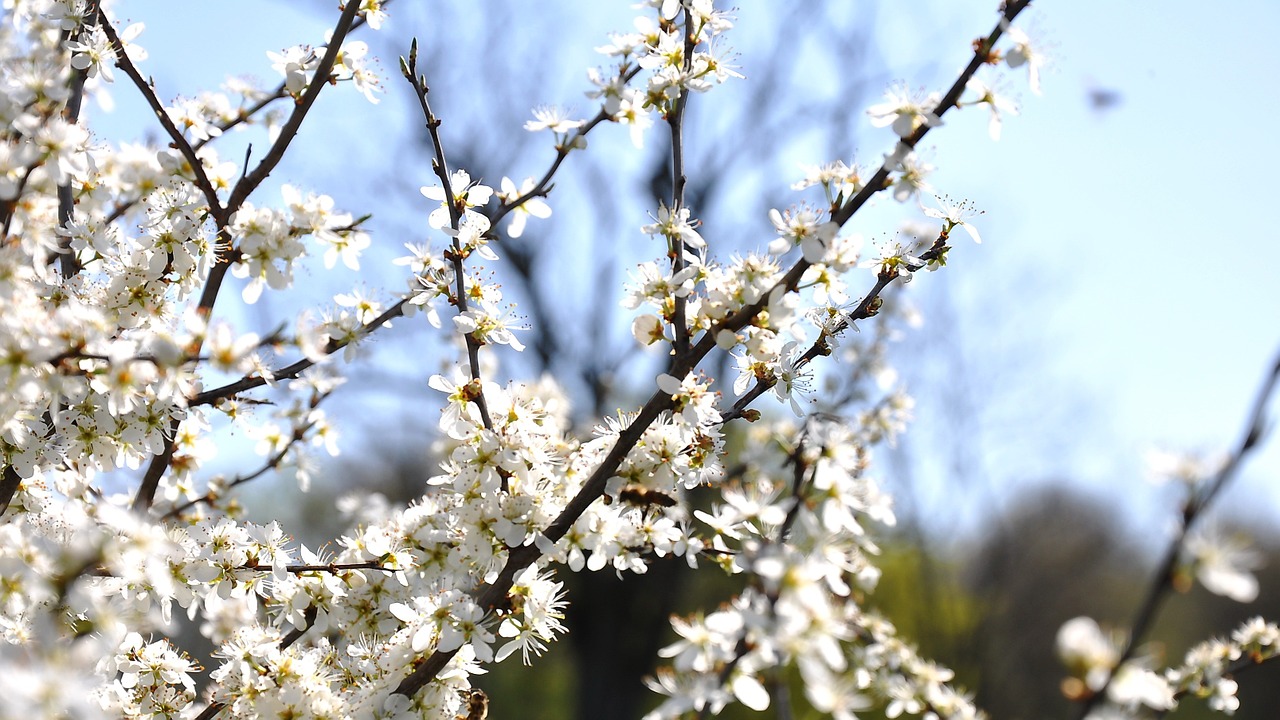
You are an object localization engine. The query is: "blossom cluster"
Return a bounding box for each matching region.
[579,0,740,149]
[1057,615,1280,717]
[642,412,974,719]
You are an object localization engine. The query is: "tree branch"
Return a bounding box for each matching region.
[402,39,499,439]
[668,5,697,359]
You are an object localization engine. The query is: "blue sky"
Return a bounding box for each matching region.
[870,0,1280,539]
[940,0,1280,528]
[91,0,1280,543]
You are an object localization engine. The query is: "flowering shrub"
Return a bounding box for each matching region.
[1,1,1276,719]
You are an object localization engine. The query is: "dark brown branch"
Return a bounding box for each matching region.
[708,0,1035,417]
[192,297,412,406]
[0,466,24,518]
[55,40,88,278]
[245,561,394,574]
[130,416,180,512]
[392,377,682,697]
[96,0,232,512]
[718,237,945,424]
[192,0,363,319]
[194,86,289,152]
[193,60,640,411]
[192,0,385,152]
[194,0,362,312]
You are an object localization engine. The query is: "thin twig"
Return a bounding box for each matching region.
[719,237,943,424]
[490,65,643,229]
[401,40,496,438]
[161,416,318,520]
[191,298,411,406]
[831,0,1032,227]
[245,561,395,574]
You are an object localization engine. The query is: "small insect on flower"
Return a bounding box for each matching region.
[617,484,678,510]
[457,689,489,720]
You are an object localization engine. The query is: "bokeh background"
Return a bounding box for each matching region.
[88,1,1280,717]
